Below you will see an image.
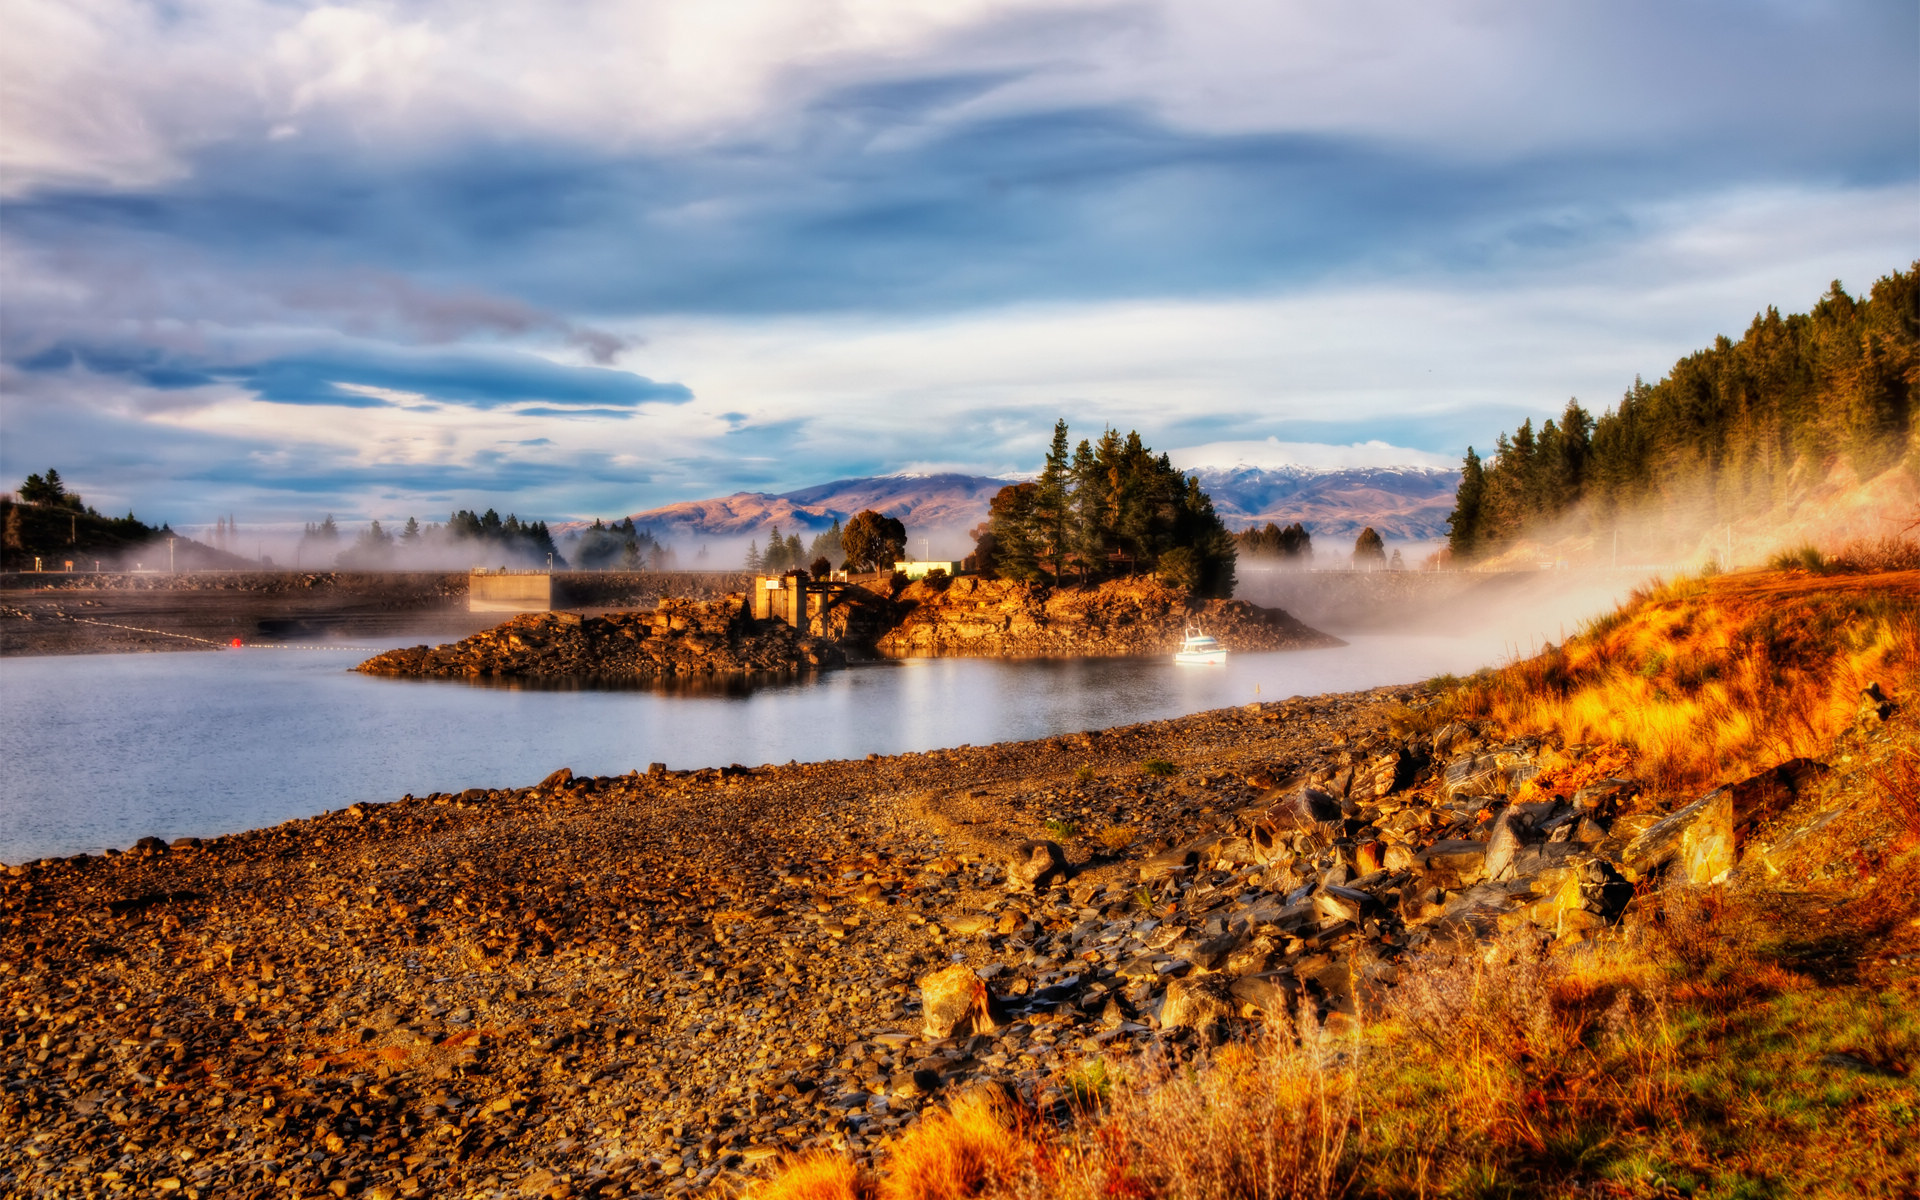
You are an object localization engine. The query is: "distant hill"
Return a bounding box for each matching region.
[1188,465,1460,542]
[568,466,1459,551]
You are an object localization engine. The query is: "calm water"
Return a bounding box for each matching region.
[0,635,1515,863]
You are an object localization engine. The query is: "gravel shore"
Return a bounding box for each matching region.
[1,686,1445,1199]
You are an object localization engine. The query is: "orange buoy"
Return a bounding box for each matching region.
[230,637,244,648]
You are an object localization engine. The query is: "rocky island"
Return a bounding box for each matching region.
[352,575,1340,682]
[354,598,847,681]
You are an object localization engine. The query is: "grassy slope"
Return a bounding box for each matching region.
[754,568,1920,1200]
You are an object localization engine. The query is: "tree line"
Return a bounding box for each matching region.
[310,509,564,568]
[972,421,1236,597]
[745,512,908,575]
[1447,263,1920,560]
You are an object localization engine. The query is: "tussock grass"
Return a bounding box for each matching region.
[754,1152,873,1200]
[1437,569,1920,793]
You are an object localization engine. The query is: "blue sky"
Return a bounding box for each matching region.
[1,0,1914,532]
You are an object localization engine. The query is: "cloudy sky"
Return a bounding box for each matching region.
[2,0,1914,529]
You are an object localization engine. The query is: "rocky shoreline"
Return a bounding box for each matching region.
[5,677,1894,1199]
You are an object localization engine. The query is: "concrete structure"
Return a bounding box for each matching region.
[470,570,553,613]
[892,560,960,581]
[751,574,813,627]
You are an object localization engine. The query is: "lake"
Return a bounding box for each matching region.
[0,633,1527,863]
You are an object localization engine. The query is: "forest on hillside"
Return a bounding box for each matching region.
[1447,262,1919,560]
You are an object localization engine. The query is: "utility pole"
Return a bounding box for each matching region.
[166,536,176,573]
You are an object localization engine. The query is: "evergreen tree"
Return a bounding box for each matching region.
[1353,527,1386,567]
[1448,447,1486,559]
[744,540,762,571]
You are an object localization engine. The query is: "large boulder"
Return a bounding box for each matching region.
[1006,840,1068,892]
[918,964,1006,1040]
[1158,976,1235,1035]
[1625,789,1734,885]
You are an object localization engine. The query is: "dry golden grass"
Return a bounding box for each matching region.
[751,1151,874,1200]
[878,1088,1026,1200]
[1443,568,1920,793]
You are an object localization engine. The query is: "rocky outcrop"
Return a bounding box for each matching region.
[354,596,845,679]
[874,574,1339,658]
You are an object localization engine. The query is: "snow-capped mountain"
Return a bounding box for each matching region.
[572,465,1460,550]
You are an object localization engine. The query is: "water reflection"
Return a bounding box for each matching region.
[2,635,1507,862]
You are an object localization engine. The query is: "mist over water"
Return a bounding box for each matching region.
[0,628,1547,863]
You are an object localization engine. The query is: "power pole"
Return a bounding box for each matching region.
[166,536,176,573]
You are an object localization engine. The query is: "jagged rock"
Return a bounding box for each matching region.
[919,964,1005,1040]
[1416,839,1487,889]
[1625,788,1734,885]
[1313,885,1369,925]
[1443,748,1538,799]
[1139,847,1199,882]
[1184,931,1243,972]
[1364,749,1413,798]
[1573,778,1637,810]
[1265,786,1344,830]
[1158,976,1234,1034]
[1483,807,1531,881]
[1006,840,1068,891]
[1229,973,1300,1020]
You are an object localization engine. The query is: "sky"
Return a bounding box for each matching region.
[1,0,1915,532]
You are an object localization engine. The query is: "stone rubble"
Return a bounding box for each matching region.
[3,684,1860,1199]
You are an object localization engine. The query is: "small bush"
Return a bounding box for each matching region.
[1770,544,1829,573]
[1831,535,1920,573]
[1095,824,1137,852]
[1140,759,1178,777]
[1074,765,1095,784]
[1045,818,1081,840]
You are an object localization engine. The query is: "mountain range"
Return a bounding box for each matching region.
[563,465,1461,554]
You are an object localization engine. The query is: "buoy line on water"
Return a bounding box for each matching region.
[53,614,378,651]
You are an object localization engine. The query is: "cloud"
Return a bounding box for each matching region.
[1170,439,1459,472]
[1,1,1912,525]
[16,341,693,411]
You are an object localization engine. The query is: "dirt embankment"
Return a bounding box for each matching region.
[873,574,1340,658]
[355,597,845,680]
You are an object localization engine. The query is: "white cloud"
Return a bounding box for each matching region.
[1169,439,1457,471]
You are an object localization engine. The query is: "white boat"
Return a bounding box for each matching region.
[1173,628,1227,665]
